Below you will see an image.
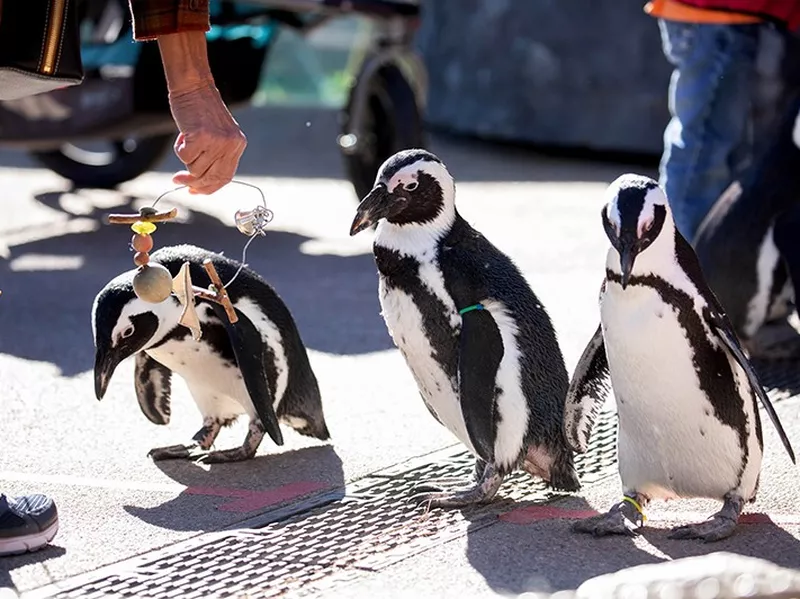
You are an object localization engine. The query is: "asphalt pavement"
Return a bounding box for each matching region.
[1,105,798,599]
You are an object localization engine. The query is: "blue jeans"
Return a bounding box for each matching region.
[658,20,761,241]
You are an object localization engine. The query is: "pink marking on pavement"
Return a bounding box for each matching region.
[500,505,800,527]
[500,506,600,524]
[185,481,329,512]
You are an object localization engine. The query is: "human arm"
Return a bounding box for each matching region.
[128,1,247,195]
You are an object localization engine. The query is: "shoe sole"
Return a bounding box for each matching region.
[0,521,59,557]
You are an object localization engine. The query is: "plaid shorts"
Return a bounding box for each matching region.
[128,0,210,41]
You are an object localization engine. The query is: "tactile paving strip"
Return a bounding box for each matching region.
[27,359,799,599]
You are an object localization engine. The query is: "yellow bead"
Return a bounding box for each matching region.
[131,221,157,235]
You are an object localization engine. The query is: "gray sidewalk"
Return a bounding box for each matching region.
[1,106,798,598]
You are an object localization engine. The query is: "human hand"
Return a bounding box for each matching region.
[168,83,247,195]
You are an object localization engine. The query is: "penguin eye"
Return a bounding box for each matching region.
[121,325,134,339]
[404,181,419,192]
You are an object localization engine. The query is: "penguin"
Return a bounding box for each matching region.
[565,174,796,542]
[92,244,330,462]
[693,92,800,357]
[349,148,580,507]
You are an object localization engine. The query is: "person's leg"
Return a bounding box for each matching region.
[658,20,761,241]
[0,493,59,556]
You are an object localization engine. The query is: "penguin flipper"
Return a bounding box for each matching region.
[706,309,796,464]
[459,305,504,464]
[208,302,284,447]
[134,352,173,425]
[564,323,611,454]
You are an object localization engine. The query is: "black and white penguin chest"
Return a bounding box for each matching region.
[373,241,479,452]
[600,269,762,501]
[146,297,288,420]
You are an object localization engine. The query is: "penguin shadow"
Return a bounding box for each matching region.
[0,188,392,378]
[122,443,345,532]
[462,495,664,594]
[0,544,67,592]
[637,516,800,570]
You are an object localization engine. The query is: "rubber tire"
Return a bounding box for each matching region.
[29,133,174,189]
[341,62,426,201]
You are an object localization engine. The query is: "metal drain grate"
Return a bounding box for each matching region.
[31,361,798,599]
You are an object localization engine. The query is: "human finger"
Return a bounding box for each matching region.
[173,132,204,166]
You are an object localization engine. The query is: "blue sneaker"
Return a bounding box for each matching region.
[0,494,59,556]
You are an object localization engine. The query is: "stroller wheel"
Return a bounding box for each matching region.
[29,133,174,189]
[339,61,426,201]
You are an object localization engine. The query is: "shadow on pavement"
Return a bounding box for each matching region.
[0,545,67,591]
[0,189,392,376]
[0,106,655,185]
[124,444,344,532]
[642,517,800,570]
[464,496,664,595]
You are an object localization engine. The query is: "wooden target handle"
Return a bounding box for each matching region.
[202,259,238,324]
[107,208,179,225]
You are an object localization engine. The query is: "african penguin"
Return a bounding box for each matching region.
[92,244,329,462]
[349,148,580,507]
[565,174,795,542]
[694,92,800,357]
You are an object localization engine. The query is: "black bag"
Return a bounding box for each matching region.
[0,0,84,101]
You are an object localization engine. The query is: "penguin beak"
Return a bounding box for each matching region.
[94,344,121,400]
[350,184,391,236]
[92,312,159,399]
[618,240,637,290]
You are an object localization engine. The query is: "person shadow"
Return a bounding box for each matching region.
[0,188,393,379]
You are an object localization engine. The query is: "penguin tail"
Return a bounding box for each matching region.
[303,419,331,441]
[548,449,581,493]
[277,389,331,441]
[276,362,332,441]
[279,405,330,441]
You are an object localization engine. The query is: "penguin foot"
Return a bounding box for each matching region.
[411,480,462,494]
[196,421,264,464]
[572,510,640,537]
[197,446,257,463]
[667,493,743,543]
[411,465,503,508]
[668,516,738,542]
[572,495,647,537]
[147,444,202,461]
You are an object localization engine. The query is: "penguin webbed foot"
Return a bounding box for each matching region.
[197,446,256,464]
[412,480,463,494]
[668,493,743,543]
[197,419,265,464]
[572,494,647,538]
[411,463,503,508]
[148,419,223,461]
[147,443,204,461]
